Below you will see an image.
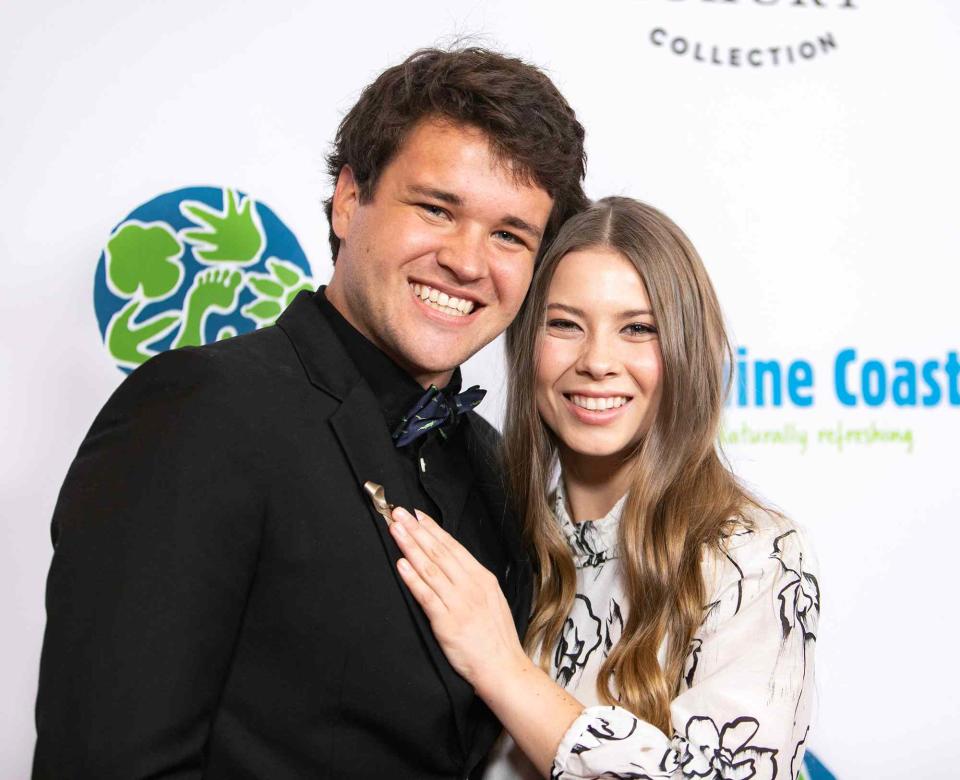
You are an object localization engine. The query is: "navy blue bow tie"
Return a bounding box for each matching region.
[392,384,486,448]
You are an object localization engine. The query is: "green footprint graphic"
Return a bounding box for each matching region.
[180,189,265,266]
[173,268,243,349]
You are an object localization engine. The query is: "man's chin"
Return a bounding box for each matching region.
[399,347,474,387]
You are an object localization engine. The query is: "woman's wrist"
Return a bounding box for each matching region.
[472,646,536,702]
[473,648,585,776]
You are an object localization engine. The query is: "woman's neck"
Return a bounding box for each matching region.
[559,448,634,523]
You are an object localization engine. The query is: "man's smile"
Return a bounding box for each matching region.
[409,281,480,318]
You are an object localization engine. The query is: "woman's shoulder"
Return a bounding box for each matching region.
[718,503,815,557]
[702,504,819,615]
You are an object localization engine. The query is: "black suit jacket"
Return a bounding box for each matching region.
[34,291,532,779]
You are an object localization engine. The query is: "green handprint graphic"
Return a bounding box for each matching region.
[173,267,244,348]
[180,189,265,266]
[104,221,185,367]
[242,258,316,327]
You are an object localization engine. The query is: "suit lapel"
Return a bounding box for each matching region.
[330,379,474,758]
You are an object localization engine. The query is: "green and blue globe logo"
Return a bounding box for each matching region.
[800,751,837,780]
[94,186,317,372]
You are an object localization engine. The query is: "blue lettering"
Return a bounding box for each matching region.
[737,347,748,406]
[891,360,917,406]
[834,348,857,406]
[922,360,942,406]
[947,351,960,405]
[755,360,783,406]
[787,361,814,406]
[861,360,887,406]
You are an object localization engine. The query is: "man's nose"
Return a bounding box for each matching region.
[435,225,487,283]
[576,334,619,380]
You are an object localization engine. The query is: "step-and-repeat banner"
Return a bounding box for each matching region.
[3,1,957,777]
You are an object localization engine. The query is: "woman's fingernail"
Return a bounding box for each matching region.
[393,506,413,523]
[398,558,411,574]
[392,521,407,538]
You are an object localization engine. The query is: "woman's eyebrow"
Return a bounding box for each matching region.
[546,303,584,316]
[546,303,653,318]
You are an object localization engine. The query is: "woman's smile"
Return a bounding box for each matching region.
[562,393,634,424]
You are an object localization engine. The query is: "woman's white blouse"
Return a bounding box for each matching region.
[483,484,819,780]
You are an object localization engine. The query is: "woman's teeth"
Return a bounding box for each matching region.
[570,394,629,411]
[411,283,475,317]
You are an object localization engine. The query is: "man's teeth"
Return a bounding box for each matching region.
[411,283,476,317]
[570,395,630,411]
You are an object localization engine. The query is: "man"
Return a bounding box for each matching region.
[34,48,587,778]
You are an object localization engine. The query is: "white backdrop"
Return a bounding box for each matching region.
[2,1,959,777]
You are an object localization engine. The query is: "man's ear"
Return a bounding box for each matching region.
[331,165,360,243]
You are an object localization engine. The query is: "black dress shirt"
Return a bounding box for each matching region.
[316,287,471,530]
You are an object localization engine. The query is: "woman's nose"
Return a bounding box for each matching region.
[576,334,618,380]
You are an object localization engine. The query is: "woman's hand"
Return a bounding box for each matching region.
[390,507,586,776]
[389,506,530,692]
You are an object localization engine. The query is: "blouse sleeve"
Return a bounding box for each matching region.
[551,522,820,780]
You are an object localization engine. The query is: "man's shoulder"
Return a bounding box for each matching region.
[135,325,300,389]
[101,325,308,425]
[183,324,302,377]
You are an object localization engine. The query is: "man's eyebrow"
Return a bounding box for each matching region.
[407,185,543,241]
[502,215,543,241]
[407,185,463,207]
[546,303,654,318]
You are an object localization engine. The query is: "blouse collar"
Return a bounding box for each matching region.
[554,479,627,568]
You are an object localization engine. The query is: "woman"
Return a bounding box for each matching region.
[387,197,819,779]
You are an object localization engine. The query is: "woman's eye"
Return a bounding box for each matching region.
[546,318,579,332]
[623,322,658,338]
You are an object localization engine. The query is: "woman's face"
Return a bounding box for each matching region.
[535,247,663,461]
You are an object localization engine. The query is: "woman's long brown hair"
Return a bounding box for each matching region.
[504,197,759,732]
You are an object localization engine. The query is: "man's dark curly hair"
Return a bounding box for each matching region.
[324,47,588,261]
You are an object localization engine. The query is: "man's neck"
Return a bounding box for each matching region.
[413,368,455,391]
[558,448,634,523]
[324,284,453,390]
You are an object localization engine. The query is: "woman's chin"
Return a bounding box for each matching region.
[558,434,637,462]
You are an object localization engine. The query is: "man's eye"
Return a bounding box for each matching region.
[494,230,523,246]
[419,204,449,219]
[623,323,658,338]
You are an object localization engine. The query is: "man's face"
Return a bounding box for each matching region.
[326,119,554,388]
